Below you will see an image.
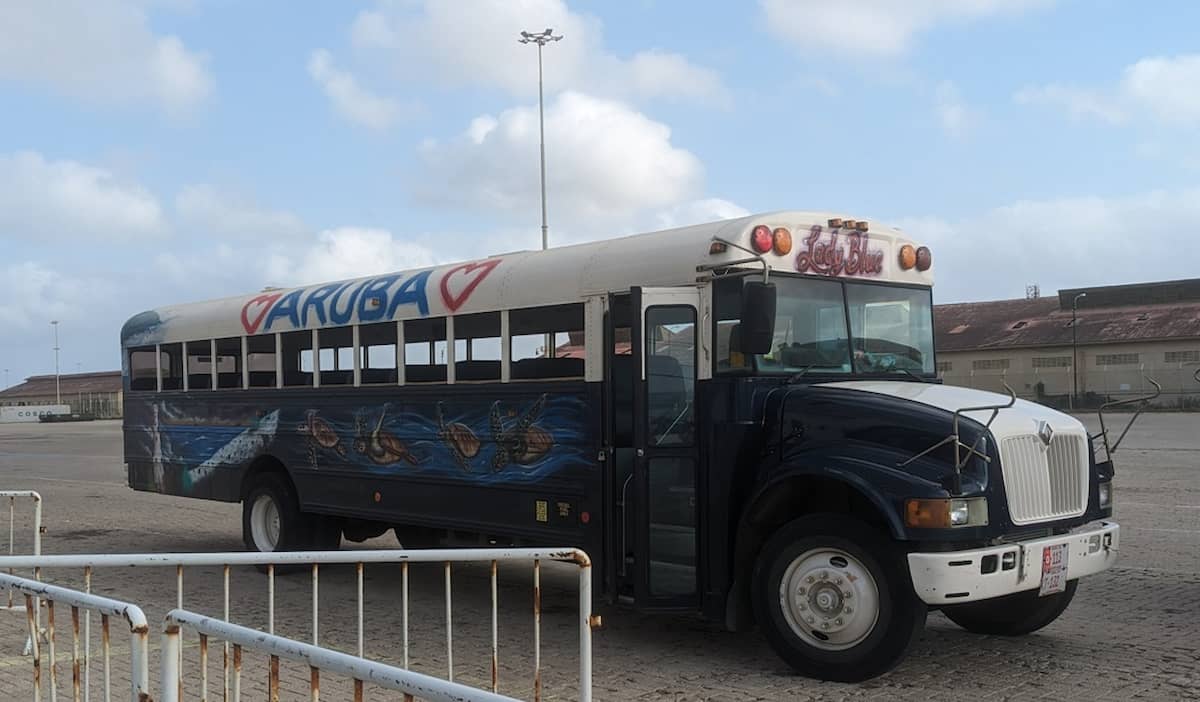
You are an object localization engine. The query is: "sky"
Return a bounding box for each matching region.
[3,0,1200,384]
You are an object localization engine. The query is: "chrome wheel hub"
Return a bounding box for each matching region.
[779,548,880,651]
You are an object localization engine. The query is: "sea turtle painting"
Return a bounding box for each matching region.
[354,405,422,466]
[490,394,553,472]
[297,409,344,468]
[437,402,481,470]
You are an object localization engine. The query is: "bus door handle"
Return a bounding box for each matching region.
[619,473,635,577]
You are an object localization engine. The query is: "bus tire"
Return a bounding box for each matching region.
[942,580,1077,636]
[242,472,310,554]
[752,515,925,682]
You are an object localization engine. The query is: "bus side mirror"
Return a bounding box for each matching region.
[739,281,776,355]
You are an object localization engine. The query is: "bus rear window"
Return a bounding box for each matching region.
[129,346,158,391]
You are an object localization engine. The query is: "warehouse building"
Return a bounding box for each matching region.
[935,278,1200,409]
[0,371,124,419]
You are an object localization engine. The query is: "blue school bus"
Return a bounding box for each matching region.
[121,212,1119,680]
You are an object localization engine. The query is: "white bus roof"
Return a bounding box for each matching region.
[121,210,934,348]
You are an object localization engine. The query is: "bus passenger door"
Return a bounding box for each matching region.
[628,286,701,609]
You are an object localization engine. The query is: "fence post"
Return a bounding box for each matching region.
[132,624,152,702]
[160,623,180,702]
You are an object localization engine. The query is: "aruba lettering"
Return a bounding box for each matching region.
[794,224,884,277]
[254,271,433,333]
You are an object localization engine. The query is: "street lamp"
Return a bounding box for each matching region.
[518,28,562,252]
[1071,293,1087,409]
[51,320,61,405]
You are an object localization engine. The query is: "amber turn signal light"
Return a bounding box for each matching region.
[772,227,792,255]
[905,498,951,528]
[898,244,917,270]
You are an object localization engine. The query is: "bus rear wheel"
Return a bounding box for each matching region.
[752,515,925,682]
[942,580,1078,636]
[242,472,312,553]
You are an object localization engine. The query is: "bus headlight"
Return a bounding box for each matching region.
[905,497,988,528]
[1098,481,1113,510]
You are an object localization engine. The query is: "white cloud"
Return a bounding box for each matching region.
[1016,54,1200,126]
[265,227,439,286]
[1120,55,1200,124]
[175,184,308,239]
[349,0,727,105]
[654,199,750,230]
[307,49,417,130]
[896,187,1200,302]
[415,91,704,222]
[760,0,1052,57]
[934,81,977,139]
[0,151,166,241]
[0,262,90,330]
[1013,84,1127,125]
[0,0,212,114]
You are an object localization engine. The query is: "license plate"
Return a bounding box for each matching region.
[1039,543,1069,596]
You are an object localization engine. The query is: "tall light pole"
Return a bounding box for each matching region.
[1070,293,1087,409]
[51,320,61,405]
[519,28,562,252]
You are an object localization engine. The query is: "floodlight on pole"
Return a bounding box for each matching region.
[518,28,562,252]
[51,320,61,405]
[1070,293,1087,409]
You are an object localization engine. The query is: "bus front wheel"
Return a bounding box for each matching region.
[752,515,925,682]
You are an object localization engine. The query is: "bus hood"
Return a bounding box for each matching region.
[817,381,1086,438]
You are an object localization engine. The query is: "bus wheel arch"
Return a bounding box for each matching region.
[240,455,340,553]
[726,474,899,632]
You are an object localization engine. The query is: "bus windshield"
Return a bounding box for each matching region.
[723,276,935,377]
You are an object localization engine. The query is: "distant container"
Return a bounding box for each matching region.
[0,405,70,424]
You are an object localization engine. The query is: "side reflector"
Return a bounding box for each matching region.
[899,244,917,270]
[709,241,728,254]
[916,246,932,271]
[750,225,773,253]
[772,227,792,255]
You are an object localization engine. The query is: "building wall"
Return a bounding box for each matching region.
[0,391,123,418]
[939,338,1200,407]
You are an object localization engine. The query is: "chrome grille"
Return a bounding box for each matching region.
[999,432,1088,524]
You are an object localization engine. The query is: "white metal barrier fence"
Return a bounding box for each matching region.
[161,610,521,702]
[0,547,595,702]
[0,572,150,702]
[0,490,44,606]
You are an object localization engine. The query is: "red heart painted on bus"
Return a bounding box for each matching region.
[440,259,501,312]
[241,292,281,334]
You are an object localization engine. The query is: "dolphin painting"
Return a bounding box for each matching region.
[184,410,280,491]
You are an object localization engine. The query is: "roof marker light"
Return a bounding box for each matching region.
[772,227,793,256]
[854,220,870,232]
[828,218,843,228]
[898,244,917,270]
[751,225,773,253]
[916,246,932,271]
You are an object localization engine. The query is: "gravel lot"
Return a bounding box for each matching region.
[0,413,1196,700]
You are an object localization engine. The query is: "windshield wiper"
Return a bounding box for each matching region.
[890,368,932,382]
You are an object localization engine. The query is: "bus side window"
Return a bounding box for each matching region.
[160,343,184,390]
[246,334,277,388]
[509,303,585,380]
[215,337,242,389]
[404,317,448,383]
[281,330,314,387]
[186,340,213,390]
[129,347,158,391]
[454,312,501,382]
[359,322,397,385]
[318,327,353,386]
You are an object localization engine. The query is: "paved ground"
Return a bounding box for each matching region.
[0,414,1197,700]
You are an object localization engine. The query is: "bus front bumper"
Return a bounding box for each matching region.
[907,521,1119,605]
